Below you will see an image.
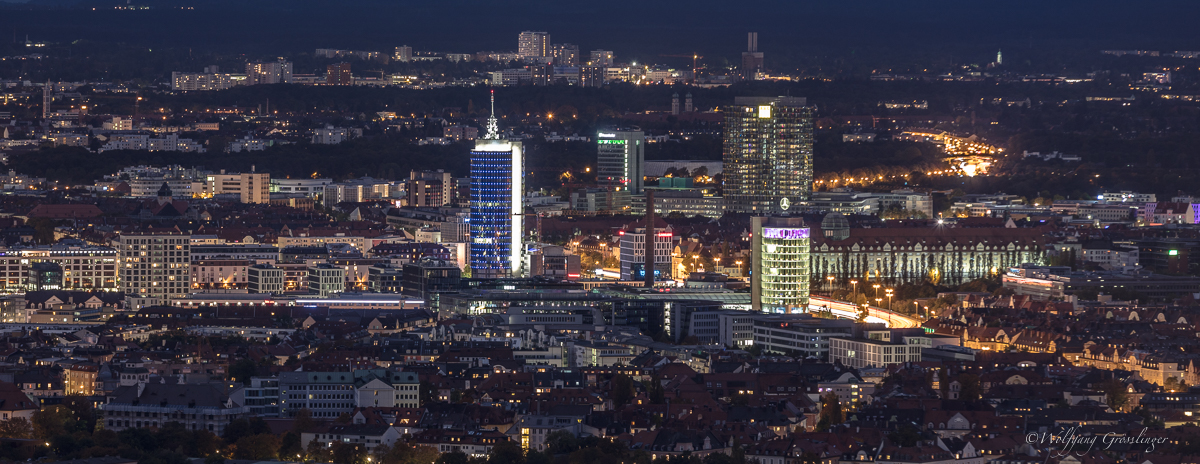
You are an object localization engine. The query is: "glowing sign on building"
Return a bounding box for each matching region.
[762,228,810,240]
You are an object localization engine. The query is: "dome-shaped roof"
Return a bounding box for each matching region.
[821,212,850,241]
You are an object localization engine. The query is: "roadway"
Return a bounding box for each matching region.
[809,296,921,328]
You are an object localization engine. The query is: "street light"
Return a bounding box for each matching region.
[872,284,880,300]
[850,280,858,302]
[885,288,894,311]
[826,275,834,294]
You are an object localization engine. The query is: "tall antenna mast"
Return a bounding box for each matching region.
[484,89,500,139]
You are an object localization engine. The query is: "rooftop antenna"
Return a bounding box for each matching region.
[484,89,499,139]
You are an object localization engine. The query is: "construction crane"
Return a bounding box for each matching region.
[658,54,704,72]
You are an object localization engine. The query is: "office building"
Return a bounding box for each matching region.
[120,233,191,309]
[407,170,453,207]
[470,94,524,278]
[246,59,293,85]
[829,336,925,369]
[367,264,404,293]
[394,46,413,62]
[751,216,810,313]
[326,62,353,86]
[402,258,462,307]
[570,188,630,213]
[751,313,854,358]
[597,130,645,195]
[279,372,356,418]
[618,221,673,281]
[518,31,550,59]
[724,96,813,213]
[27,263,63,291]
[741,32,764,80]
[527,246,581,280]
[308,263,346,297]
[719,312,756,348]
[247,264,285,294]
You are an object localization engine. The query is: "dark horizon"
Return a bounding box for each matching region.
[3,0,1200,71]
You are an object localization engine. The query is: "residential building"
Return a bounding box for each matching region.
[171,72,245,91]
[205,171,270,203]
[589,50,614,66]
[407,170,453,207]
[312,126,357,144]
[550,43,580,66]
[120,233,191,309]
[394,46,413,62]
[191,259,251,290]
[246,59,293,85]
[326,62,353,86]
[518,31,550,59]
[247,264,285,294]
[100,383,249,434]
[308,264,346,297]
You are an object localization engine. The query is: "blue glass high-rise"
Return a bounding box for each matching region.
[469,91,523,278]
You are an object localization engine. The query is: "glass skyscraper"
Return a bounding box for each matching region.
[751,216,811,313]
[723,96,813,213]
[470,93,523,278]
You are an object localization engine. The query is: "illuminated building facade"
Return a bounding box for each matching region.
[809,225,1046,286]
[618,222,673,281]
[470,93,524,278]
[723,96,813,214]
[518,31,550,59]
[597,130,645,195]
[751,216,811,313]
[120,233,192,309]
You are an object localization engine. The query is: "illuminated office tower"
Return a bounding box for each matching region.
[597,130,645,195]
[723,96,813,214]
[469,92,524,278]
[751,216,810,314]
